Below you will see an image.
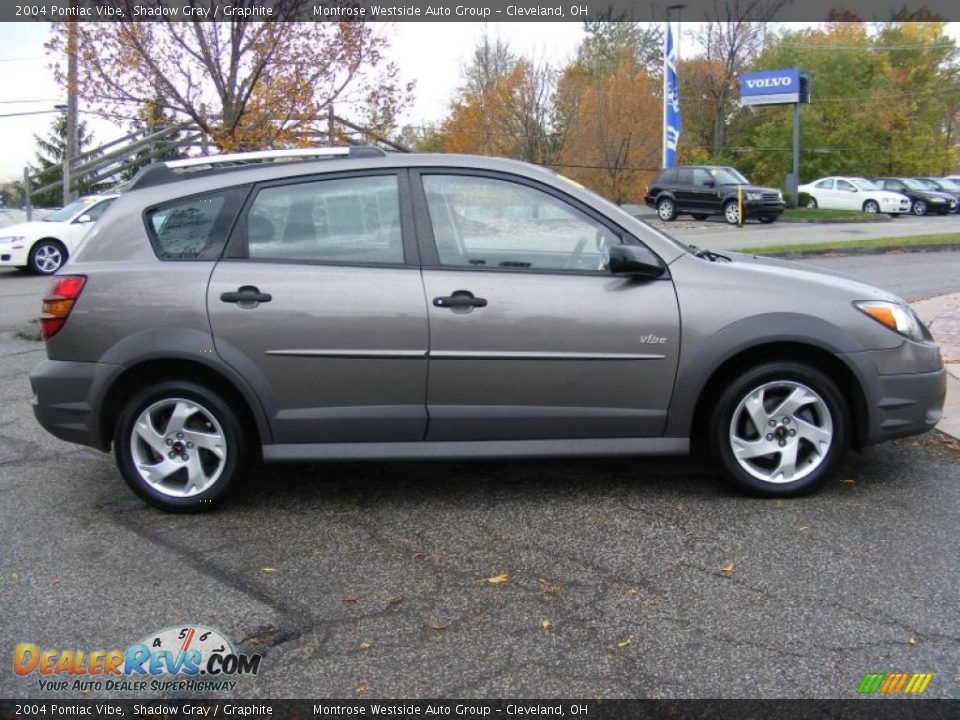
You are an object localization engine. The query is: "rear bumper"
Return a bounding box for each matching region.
[30,358,118,451]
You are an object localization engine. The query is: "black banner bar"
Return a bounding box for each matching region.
[2,700,960,720]
[5,0,960,23]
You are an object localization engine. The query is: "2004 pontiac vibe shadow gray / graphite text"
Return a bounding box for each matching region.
[29,148,946,511]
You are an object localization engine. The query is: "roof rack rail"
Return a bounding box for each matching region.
[126,145,387,190]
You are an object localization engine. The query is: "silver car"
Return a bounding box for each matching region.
[30,148,946,511]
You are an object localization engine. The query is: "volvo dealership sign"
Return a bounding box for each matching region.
[740,69,803,106]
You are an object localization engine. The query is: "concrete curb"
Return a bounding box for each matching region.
[745,242,960,259]
[776,215,891,224]
[911,293,960,441]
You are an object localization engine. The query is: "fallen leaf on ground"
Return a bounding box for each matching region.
[342,596,360,604]
[241,625,278,645]
[301,645,315,658]
[841,479,856,486]
[428,623,447,632]
[446,553,461,560]
[721,562,735,573]
[907,637,918,646]
[484,574,510,585]
[616,637,633,648]
[11,573,19,582]
[358,642,373,651]
[260,566,278,574]
[354,684,369,695]
[627,588,639,596]
[387,596,404,606]
[48,577,59,587]
[675,503,685,515]
[797,526,810,532]
[411,551,427,560]
[539,618,552,630]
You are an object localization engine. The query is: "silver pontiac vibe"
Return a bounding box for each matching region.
[29,149,946,511]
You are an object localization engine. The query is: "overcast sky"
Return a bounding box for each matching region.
[1,21,957,183]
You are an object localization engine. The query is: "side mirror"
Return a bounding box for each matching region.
[75,214,93,224]
[609,245,665,279]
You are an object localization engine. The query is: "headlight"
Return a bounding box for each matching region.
[0,235,24,244]
[931,197,945,203]
[855,301,929,342]
[746,191,762,201]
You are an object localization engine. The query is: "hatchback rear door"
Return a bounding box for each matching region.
[207,170,430,444]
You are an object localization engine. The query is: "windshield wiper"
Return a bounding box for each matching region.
[688,244,731,262]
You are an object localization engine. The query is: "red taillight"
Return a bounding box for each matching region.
[40,275,86,339]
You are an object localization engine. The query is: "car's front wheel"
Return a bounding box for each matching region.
[709,362,849,497]
[114,381,248,512]
[657,197,677,221]
[863,200,880,214]
[29,239,66,275]
[913,200,927,216]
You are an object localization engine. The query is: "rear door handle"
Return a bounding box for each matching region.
[220,285,272,307]
[433,290,487,309]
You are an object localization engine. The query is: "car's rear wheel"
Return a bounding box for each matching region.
[657,197,677,221]
[913,200,927,216]
[29,239,66,275]
[863,200,880,214]
[805,197,818,209]
[114,381,247,512]
[709,362,849,497]
[723,201,741,225]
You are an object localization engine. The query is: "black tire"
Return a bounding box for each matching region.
[114,381,248,512]
[691,213,709,220]
[723,201,741,225]
[862,200,880,214]
[912,200,927,216]
[805,198,818,209]
[29,239,67,275]
[656,197,678,221]
[708,361,850,497]
[759,216,776,224]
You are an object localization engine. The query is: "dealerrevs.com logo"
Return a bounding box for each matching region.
[857,672,933,695]
[14,625,262,693]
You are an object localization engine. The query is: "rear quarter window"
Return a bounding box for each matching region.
[144,187,247,260]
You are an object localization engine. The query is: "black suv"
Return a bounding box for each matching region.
[645,166,785,225]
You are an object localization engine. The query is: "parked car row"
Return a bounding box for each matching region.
[798,176,960,216]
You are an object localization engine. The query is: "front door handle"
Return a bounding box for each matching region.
[220,285,272,308]
[433,290,487,309]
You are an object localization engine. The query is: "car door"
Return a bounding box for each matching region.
[812,179,835,208]
[835,179,859,209]
[671,167,696,212]
[412,170,681,441]
[207,171,430,444]
[690,168,721,214]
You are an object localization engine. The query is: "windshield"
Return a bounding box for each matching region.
[914,179,939,190]
[710,167,750,185]
[938,178,960,191]
[43,198,96,222]
[850,178,880,191]
[900,179,927,191]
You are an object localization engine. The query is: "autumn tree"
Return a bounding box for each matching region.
[48,11,413,152]
[436,33,556,164]
[555,56,661,204]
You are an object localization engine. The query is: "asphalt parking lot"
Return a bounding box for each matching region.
[1,255,958,700]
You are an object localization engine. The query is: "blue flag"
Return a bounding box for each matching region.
[664,26,681,168]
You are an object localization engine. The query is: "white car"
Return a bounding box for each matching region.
[798,177,910,216]
[0,194,118,275]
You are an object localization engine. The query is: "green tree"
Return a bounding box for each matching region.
[28,114,100,207]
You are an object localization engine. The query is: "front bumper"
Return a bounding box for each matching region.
[0,244,28,267]
[742,200,785,218]
[843,345,946,445]
[30,358,119,451]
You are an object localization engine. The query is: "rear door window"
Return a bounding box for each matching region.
[243,175,404,265]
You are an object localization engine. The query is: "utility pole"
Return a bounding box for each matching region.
[63,20,79,205]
